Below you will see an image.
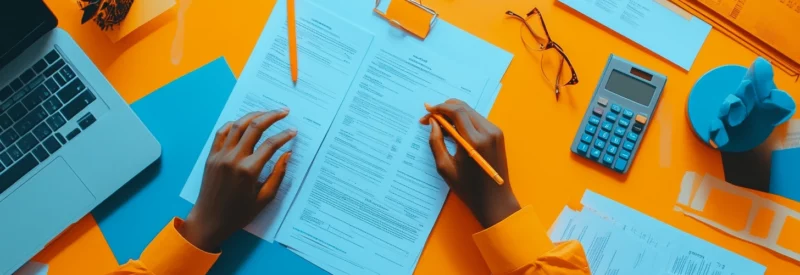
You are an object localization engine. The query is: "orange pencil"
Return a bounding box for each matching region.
[287,0,298,83]
[425,103,505,185]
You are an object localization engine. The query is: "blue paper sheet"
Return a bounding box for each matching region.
[92,58,323,274]
[771,147,800,202]
[559,0,711,70]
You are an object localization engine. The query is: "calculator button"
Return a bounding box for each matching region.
[602,154,614,166]
[613,127,626,137]
[577,143,590,155]
[588,116,601,126]
[581,133,593,143]
[585,125,597,134]
[635,114,648,125]
[597,97,609,107]
[590,148,602,159]
[623,109,634,118]
[607,146,618,155]
[598,131,610,141]
[601,121,613,131]
[627,132,639,142]
[623,141,635,151]
[619,118,630,128]
[593,107,604,116]
[610,136,622,146]
[594,140,606,149]
[610,104,621,113]
[606,113,617,122]
[632,124,643,133]
[620,150,631,160]
[613,159,628,172]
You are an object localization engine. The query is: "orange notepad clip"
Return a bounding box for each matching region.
[373,0,437,39]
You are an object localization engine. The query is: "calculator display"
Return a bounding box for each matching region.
[605,70,656,106]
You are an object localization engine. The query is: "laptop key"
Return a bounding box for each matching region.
[55,132,66,144]
[19,69,35,84]
[0,129,19,147]
[8,103,27,121]
[60,66,76,81]
[14,106,48,134]
[32,59,48,74]
[0,151,11,167]
[42,96,63,114]
[44,50,60,64]
[66,128,81,140]
[33,123,52,141]
[58,79,85,103]
[43,59,65,78]
[0,114,12,130]
[78,113,96,130]
[44,78,59,93]
[32,146,49,162]
[61,92,95,120]
[43,136,61,154]
[0,154,38,194]
[16,133,37,153]
[9,78,23,91]
[46,114,67,131]
[7,145,22,161]
[22,85,52,109]
[53,72,67,86]
[0,86,13,101]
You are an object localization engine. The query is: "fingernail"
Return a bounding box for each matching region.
[289,127,298,135]
[424,103,433,111]
[281,107,290,114]
[429,118,437,127]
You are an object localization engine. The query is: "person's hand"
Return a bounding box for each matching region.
[180,109,297,252]
[420,99,520,228]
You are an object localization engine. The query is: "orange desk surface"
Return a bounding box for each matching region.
[34,0,800,274]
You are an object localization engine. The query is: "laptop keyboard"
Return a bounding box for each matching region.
[0,49,98,194]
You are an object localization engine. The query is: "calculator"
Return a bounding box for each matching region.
[571,54,666,174]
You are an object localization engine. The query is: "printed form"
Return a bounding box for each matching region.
[179,0,374,242]
[274,39,490,275]
[577,190,766,275]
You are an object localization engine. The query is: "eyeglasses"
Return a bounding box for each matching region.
[506,8,578,101]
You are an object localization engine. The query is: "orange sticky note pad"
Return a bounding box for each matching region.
[385,0,434,39]
[777,216,800,254]
[702,188,752,231]
[105,0,176,43]
[749,207,775,239]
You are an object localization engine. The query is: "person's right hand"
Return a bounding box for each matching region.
[420,99,520,228]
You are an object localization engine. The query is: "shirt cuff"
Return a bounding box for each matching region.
[140,218,220,275]
[472,206,554,274]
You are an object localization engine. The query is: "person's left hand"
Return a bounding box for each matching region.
[180,109,297,252]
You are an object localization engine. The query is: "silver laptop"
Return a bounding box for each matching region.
[0,1,161,273]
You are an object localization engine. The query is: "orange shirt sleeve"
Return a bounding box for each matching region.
[109,218,220,275]
[472,206,591,275]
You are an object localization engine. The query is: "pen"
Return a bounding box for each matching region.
[287,0,298,83]
[425,103,505,185]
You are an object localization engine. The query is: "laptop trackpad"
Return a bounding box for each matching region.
[0,158,94,271]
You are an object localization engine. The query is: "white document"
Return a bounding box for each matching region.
[580,190,767,275]
[311,0,512,115]
[274,39,490,275]
[550,207,660,274]
[179,0,374,242]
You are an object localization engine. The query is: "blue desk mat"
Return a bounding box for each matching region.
[91,58,324,274]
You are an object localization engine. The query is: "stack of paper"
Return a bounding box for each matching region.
[179,0,512,274]
[551,190,766,274]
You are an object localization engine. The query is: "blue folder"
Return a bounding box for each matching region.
[91,58,323,274]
